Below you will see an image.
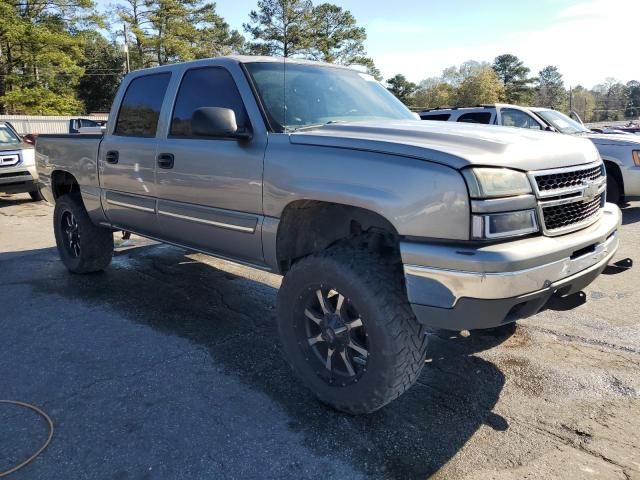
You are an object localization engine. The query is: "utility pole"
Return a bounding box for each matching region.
[569,86,573,112]
[123,23,131,74]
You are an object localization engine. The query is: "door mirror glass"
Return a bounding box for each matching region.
[191,107,251,140]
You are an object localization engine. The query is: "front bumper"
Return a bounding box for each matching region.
[403,203,622,330]
[622,164,640,198]
[0,164,39,194]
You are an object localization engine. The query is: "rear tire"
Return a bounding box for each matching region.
[53,193,113,273]
[277,242,428,414]
[29,189,44,201]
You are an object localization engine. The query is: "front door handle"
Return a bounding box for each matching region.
[105,150,119,164]
[157,153,174,169]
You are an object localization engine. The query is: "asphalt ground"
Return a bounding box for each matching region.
[1,193,639,479]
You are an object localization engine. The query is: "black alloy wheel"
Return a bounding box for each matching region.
[298,287,369,386]
[61,210,81,258]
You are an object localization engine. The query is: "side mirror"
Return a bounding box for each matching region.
[544,125,556,132]
[191,107,251,140]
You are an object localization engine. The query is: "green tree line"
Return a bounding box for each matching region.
[0,0,378,114]
[390,54,640,122]
[1,1,639,120]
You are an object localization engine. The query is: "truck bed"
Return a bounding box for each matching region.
[35,134,103,191]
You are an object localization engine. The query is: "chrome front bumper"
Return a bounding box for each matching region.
[0,164,38,193]
[402,203,622,330]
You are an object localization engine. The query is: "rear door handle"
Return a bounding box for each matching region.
[105,150,119,164]
[157,153,174,169]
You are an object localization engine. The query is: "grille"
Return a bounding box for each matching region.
[0,154,20,168]
[542,194,603,232]
[535,164,603,193]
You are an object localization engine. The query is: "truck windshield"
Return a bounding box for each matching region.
[0,124,21,144]
[535,110,590,135]
[245,62,416,132]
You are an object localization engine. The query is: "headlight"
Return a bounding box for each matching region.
[472,210,538,239]
[463,167,532,198]
[633,150,640,167]
[21,148,35,166]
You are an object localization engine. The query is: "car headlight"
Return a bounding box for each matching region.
[472,210,538,239]
[462,167,532,198]
[21,148,35,166]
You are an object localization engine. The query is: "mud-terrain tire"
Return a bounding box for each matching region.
[54,193,113,273]
[29,189,44,201]
[277,243,428,414]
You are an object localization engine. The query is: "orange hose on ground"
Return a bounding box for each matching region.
[0,400,54,478]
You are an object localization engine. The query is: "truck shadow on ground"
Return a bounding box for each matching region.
[29,244,510,479]
[0,195,33,208]
[621,205,640,225]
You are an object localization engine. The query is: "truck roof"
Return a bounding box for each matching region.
[124,55,356,77]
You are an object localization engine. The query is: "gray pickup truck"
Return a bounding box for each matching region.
[36,56,623,413]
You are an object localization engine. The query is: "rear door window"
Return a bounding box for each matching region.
[114,73,171,137]
[457,112,492,124]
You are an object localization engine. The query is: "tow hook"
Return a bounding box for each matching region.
[546,291,587,311]
[603,257,633,275]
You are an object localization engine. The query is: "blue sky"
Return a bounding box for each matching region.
[105,0,640,88]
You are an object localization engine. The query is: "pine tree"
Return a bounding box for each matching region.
[535,66,567,110]
[492,54,532,104]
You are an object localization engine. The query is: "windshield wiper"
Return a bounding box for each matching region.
[286,124,325,133]
[287,120,349,133]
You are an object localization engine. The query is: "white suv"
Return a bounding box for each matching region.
[419,104,640,204]
[0,122,41,201]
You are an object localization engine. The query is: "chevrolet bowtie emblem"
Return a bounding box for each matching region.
[583,182,599,199]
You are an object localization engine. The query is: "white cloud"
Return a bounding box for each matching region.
[370,0,640,88]
[556,0,620,19]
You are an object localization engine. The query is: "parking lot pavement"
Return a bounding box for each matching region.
[0,192,639,480]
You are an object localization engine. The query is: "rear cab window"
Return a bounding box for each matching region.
[420,113,451,121]
[114,73,172,137]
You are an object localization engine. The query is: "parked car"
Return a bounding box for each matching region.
[0,121,42,201]
[36,57,623,413]
[419,104,640,204]
[69,118,106,134]
[17,118,107,146]
[590,127,634,135]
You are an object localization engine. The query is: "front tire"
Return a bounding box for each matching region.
[277,243,428,414]
[606,173,622,205]
[53,193,114,273]
[29,189,44,201]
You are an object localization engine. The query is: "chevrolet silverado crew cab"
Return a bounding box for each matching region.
[0,121,43,201]
[419,104,640,205]
[36,57,622,414]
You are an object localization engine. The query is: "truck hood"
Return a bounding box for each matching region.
[290,120,600,171]
[0,142,32,152]
[586,132,640,148]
